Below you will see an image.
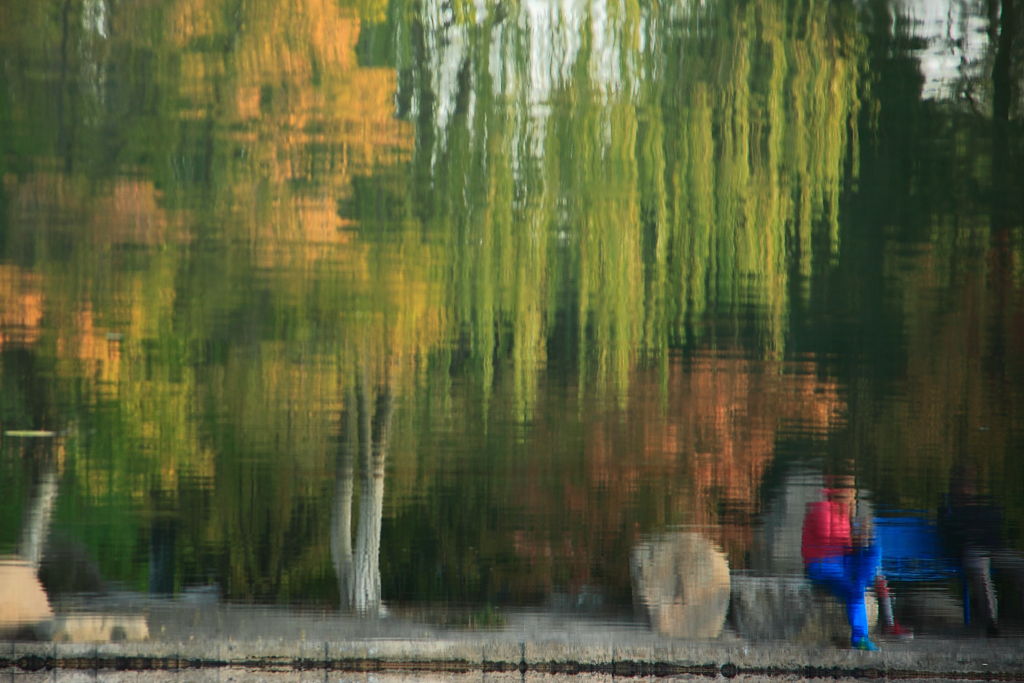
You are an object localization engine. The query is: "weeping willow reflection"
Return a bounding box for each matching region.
[2,0,1021,613]
[394,0,867,413]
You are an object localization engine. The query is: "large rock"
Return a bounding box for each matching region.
[630,532,731,638]
[0,558,53,638]
[730,573,878,643]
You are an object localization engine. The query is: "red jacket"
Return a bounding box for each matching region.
[801,499,853,563]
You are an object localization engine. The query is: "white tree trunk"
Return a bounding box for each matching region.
[333,371,393,615]
[20,466,59,572]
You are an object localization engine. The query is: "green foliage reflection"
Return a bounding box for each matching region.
[396,0,866,412]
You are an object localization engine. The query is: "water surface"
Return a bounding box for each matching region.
[1,0,1022,643]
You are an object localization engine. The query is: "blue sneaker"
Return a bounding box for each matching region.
[852,637,879,651]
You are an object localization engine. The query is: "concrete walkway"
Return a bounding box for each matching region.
[3,602,1023,681]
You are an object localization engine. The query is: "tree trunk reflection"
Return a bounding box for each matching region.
[331,365,394,614]
[18,441,61,573]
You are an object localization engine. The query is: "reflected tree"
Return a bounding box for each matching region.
[332,365,394,613]
[822,0,1024,544]
[2,0,1023,608]
[17,439,61,572]
[389,0,868,413]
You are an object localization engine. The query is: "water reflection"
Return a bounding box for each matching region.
[0,434,149,642]
[895,0,991,101]
[742,461,1024,643]
[939,463,1024,635]
[16,438,60,573]
[398,352,847,611]
[0,558,52,639]
[630,531,730,639]
[0,0,1022,650]
[0,437,59,640]
[332,367,394,614]
[800,474,892,650]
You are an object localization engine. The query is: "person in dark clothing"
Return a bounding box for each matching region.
[939,465,1024,635]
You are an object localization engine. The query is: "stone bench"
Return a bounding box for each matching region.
[729,573,877,643]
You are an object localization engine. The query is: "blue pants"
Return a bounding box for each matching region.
[806,543,881,644]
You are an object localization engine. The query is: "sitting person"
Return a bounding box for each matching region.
[801,475,907,650]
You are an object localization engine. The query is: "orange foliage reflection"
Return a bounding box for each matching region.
[0,265,43,349]
[514,352,846,599]
[166,0,412,268]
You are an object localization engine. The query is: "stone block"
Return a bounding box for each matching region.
[44,614,149,643]
[0,559,53,639]
[729,573,877,643]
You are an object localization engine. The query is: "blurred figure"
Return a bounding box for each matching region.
[939,464,1024,635]
[801,475,909,649]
